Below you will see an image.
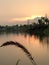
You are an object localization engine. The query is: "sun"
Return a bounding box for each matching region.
[24,15,42,20]
[30,15,41,19]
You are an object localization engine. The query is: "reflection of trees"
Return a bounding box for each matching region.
[45,37,49,48]
[37,36,49,48]
[24,33,49,49]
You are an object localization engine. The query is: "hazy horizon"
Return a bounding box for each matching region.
[0,0,49,25]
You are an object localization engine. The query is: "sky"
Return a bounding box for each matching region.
[0,0,49,25]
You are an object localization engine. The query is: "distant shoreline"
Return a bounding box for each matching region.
[0,17,49,36]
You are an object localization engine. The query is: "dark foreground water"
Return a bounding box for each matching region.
[0,33,49,65]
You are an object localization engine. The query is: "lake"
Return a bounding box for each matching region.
[0,33,49,65]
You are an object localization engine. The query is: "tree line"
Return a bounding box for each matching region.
[0,16,49,36]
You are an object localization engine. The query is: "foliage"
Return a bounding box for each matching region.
[0,16,49,36]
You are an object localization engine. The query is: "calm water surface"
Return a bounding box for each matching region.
[0,33,49,65]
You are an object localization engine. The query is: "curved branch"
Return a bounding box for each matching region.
[0,41,37,65]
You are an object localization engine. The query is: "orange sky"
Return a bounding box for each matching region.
[0,0,49,25]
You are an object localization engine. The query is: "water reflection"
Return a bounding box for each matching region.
[0,33,49,65]
[0,41,37,65]
[0,33,49,49]
[36,36,49,48]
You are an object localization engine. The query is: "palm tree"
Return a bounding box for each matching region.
[41,16,49,25]
[44,17,49,24]
[38,16,49,25]
[38,19,43,24]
